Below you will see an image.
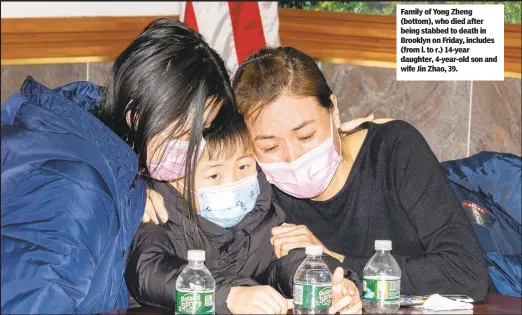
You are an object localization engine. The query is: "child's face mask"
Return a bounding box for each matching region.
[197,173,260,228]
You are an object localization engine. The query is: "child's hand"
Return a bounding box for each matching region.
[227,286,290,314]
[329,267,362,314]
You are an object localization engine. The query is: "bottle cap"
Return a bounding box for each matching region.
[187,250,205,261]
[305,245,323,256]
[375,240,392,251]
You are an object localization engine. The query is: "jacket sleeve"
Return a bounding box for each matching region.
[341,124,489,301]
[259,248,360,298]
[1,169,112,314]
[125,224,259,314]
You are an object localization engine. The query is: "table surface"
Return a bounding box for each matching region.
[104,294,521,314]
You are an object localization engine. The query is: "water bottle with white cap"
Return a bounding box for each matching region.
[293,245,333,314]
[362,240,402,314]
[175,250,215,314]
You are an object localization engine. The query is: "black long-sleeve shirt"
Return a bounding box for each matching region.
[125,173,359,314]
[272,120,489,301]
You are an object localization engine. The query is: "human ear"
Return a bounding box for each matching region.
[330,94,341,129]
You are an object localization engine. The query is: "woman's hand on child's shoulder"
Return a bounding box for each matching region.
[339,113,394,133]
[143,187,168,224]
[227,285,290,314]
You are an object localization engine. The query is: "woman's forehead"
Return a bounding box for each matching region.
[248,95,326,132]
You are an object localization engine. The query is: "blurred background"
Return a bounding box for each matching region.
[2,1,520,161]
[279,1,520,24]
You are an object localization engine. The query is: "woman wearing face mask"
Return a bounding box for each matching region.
[1,19,233,314]
[231,46,490,302]
[126,111,362,314]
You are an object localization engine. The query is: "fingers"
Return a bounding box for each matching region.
[149,190,168,223]
[253,294,279,314]
[340,299,362,314]
[273,240,308,258]
[271,226,312,258]
[142,188,151,224]
[331,268,347,303]
[260,294,282,314]
[343,279,357,296]
[330,278,362,314]
[332,267,345,284]
[142,212,150,223]
[270,227,309,242]
[342,284,350,297]
[373,118,394,124]
[268,287,288,314]
[270,225,311,244]
[286,299,294,310]
[339,113,375,132]
[266,287,288,314]
[329,295,354,314]
[272,234,313,258]
[271,224,299,238]
[249,305,267,314]
[144,195,159,224]
[271,225,322,258]
[281,241,311,257]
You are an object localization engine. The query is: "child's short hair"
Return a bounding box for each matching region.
[203,109,252,161]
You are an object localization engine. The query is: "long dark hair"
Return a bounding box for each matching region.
[99,18,234,248]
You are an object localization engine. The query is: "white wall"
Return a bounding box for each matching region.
[1,1,180,18]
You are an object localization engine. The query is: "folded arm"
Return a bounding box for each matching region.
[125,224,259,314]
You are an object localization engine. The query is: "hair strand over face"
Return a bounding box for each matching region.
[98,18,235,248]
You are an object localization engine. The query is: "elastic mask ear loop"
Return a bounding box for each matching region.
[329,109,343,154]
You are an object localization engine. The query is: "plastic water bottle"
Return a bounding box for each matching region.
[362,240,402,314]
[175,250,215,314]
[293,245,333,314]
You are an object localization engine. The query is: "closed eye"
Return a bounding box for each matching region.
[299,132,316,142]
[262,145,278,153]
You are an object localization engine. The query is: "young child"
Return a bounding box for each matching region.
[125,112,360,314]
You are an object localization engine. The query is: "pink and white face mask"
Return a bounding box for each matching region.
[256,113,342,199]
[147,138,206,181]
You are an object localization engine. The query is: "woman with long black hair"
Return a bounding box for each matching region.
[1,18,234,314]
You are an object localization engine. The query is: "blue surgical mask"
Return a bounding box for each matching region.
[197,173,260,228]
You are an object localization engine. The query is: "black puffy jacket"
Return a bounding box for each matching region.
[125,173,359,313]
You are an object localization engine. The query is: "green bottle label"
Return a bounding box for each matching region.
[175,290,215,314]
[362,277,400,302]
[293,284,332,309]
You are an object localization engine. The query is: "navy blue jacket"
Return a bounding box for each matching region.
[443,152,521,297]
[1,76,146,313]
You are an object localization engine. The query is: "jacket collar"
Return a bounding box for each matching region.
[19,76,138,190]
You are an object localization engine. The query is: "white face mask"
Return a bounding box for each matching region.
[197,173,260,228]
[256,113,342,199]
